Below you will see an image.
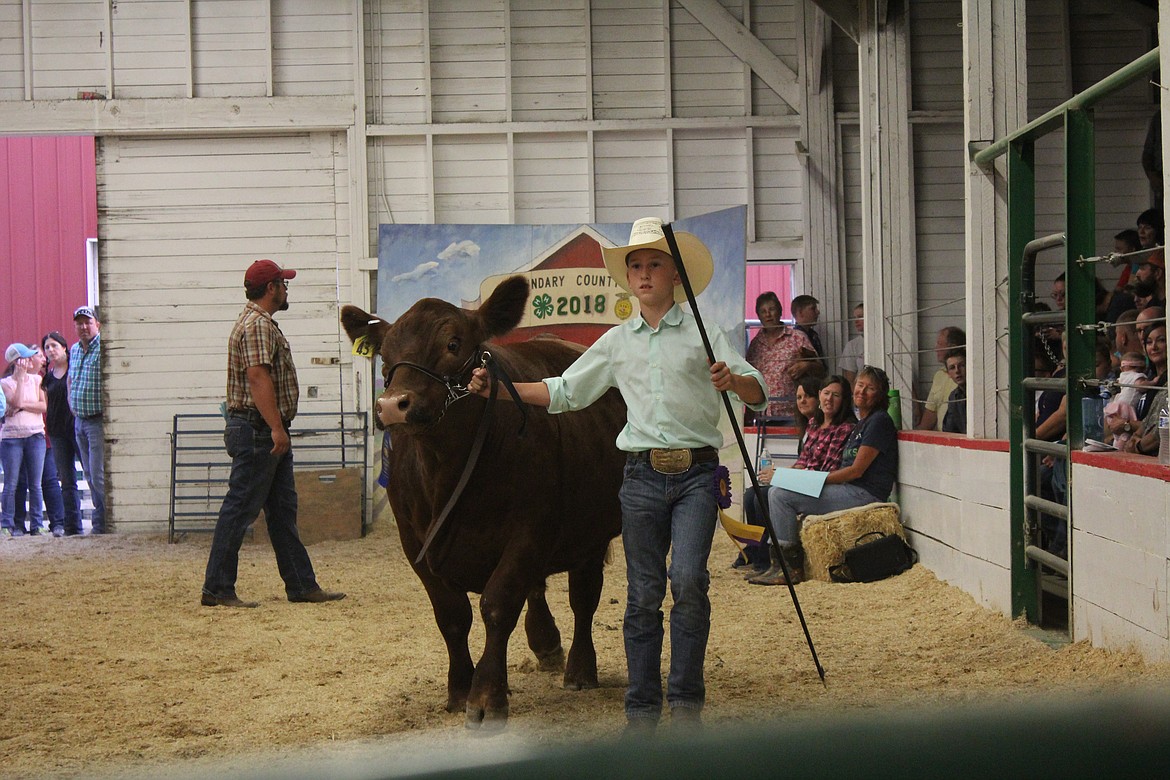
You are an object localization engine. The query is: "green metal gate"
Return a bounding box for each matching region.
[972,48,1160,629]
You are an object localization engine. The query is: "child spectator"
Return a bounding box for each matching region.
[941,349,967,434]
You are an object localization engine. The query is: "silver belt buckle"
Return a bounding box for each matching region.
[650,448,691,475]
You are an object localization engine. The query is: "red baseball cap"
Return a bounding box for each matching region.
[1145,249,1165,270]
[244,259,297,289]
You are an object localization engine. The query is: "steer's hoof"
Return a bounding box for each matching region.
[563,675,600,691]
[536,646,566,672]
[464,704,509,732]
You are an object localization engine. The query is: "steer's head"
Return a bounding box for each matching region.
[341,276,530,430]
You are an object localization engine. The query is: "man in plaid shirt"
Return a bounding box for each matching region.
[69,306,105,534]
[201,259,345,608]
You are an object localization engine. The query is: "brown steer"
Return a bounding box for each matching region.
[341,276,625,728]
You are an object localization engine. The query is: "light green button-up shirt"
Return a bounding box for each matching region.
[545,304,768,452]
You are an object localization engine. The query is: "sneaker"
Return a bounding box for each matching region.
[11,528,25,538]
[51,527,66,538]
[28,527,43,536]
[0,528,11,538]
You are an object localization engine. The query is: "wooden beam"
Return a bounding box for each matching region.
[676,0,802,112]
[0,96,357,137]
[807,0,859,42]
[366,115,802,136]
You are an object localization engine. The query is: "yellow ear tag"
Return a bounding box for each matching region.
[352,335,375,358]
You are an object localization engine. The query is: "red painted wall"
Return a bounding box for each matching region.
[1,136,97,353]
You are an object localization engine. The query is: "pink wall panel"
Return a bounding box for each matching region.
[1,136,96,356]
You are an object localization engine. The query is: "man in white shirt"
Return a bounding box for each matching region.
[838,303,864,385]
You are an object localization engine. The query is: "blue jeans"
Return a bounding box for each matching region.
[50,432,83,534]
[2,434,46,532]
[767,482,881,546]
[202,417,319,599]
[14,447,64,532]
[619,457,717,720]
[75,416,106,532]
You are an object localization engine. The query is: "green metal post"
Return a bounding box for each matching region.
[1064,109,1096,451]
[1008,140,1039,623]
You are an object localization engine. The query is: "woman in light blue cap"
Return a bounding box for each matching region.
[2,343,48,537]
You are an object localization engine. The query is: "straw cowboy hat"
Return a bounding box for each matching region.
[601,217,714,303]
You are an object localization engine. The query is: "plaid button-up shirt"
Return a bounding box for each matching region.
[226,301,299,422]
[68,333,102,419]
[793,419,856,472]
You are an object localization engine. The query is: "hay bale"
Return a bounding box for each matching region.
[799,502,904,582]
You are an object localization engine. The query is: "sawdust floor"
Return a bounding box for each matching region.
[1,523,1168,779]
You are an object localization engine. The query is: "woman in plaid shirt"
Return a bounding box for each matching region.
[791,375,857,472]
[747,376,856,585]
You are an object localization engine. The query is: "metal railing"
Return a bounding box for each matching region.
[168,411,368,543]
[974,47,1161,628]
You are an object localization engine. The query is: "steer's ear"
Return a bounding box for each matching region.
[340,305,390,353]
[476,275,530,338]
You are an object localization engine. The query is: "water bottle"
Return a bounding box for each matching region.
[1158,402,1169,466]
[887,389,902,429]
[758,456,771,473]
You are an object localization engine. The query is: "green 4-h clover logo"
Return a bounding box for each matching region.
[532,293,554,319]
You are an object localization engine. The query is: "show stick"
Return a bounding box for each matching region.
[662,221,826,686]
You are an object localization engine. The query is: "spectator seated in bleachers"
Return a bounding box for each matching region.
[1104,351,1148,449]
[941,348,967,434]
[916,326,965,431]
[1124,324,1168,459]
[737,375,823,575]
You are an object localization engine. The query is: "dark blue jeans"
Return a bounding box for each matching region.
[2,434,46,533]
[74,416,105,532]
[49,433,83,534]
[13,446,64,533]
[619,457,717,720]
[202,417,319,599]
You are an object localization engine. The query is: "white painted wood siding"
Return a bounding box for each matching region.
[590,0,667,120]
[513,133,592,223]
[750,126,802,243]
[748,0,797,118]
[432,135,510,221]
[914,122,966,373]
[674,128,747,217]
[429,0,507,122]
[27,0,108,99]
[510,0,589,121]
[592,130,670,221]
[366,0,428,123]
[909,0,961,112]
[0,2,23,99]
[840,124,863,312]
[367,136,431,234]
[192,0,268,97]
[110,0,189,98]
[273,0,354,97]
[99,132,351,532]
[671,0,744,119]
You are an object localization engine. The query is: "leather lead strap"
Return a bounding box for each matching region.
[413,354,525,566]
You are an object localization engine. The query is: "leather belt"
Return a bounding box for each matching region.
[629,446,718,475]
[228,408,292,431]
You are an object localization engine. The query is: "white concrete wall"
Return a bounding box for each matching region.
[1071,459,1170,661]
[897,435,1013,616]
[899,434,1170,662]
